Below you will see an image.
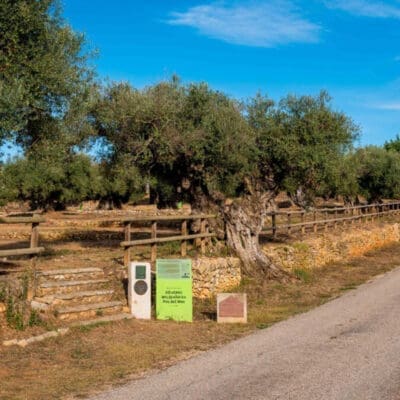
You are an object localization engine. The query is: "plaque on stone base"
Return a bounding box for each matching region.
[217,293,247,323]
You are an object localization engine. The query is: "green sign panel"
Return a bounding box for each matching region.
[156,259,192,322]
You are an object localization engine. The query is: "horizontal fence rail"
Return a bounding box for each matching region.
[0,215,46,257]
[120,214,216,266]
[264,201,400,236]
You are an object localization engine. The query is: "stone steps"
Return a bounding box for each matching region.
[33,267,128,324]
[36,279,109,296]
[32,289,115,309]
[56,301,124,321]
[36,267,104,283]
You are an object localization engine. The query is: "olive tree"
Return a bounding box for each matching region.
[92,81,358,278]
[352,146,400,202]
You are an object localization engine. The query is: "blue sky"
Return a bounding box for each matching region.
[62,0,400,146]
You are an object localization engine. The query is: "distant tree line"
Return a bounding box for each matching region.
[2,0,400,276]
[2,75,400,210]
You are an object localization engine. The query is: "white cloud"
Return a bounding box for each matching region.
[326,0,400,19]
[167,2,321,47]
[375,102,400,110]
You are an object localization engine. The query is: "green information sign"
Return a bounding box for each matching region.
[156,259,192,322]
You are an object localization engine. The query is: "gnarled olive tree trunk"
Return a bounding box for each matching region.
[222,192,290,281]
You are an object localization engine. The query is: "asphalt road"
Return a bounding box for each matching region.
[91,267,400,400]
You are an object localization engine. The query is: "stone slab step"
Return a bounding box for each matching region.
[37,279,109,296]
[70,313,134,327]
[55,301,123,321]
[37,267,103,276]
[33,289,114,307]
[36,268,104,283]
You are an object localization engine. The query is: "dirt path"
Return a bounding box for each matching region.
[91,267,400,400]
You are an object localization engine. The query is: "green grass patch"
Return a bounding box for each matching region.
[293,268,313,283]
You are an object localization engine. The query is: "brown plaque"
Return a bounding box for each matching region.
[217,293,247,323]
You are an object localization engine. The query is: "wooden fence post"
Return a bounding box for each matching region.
[313,211,317,233]
[181,219,187,257]
[324,211,328,232]
[30,219,40,277]
[30,222,39,249]
[301,212,305,234]
[200,218,206,255]
[272,212,276,238]
[287,213,291,235]
[151,221,157,263]
[123,222,131,267]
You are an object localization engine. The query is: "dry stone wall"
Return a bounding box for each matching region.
[192,257,242,299]
[263,222,400,272]
[191,222,400,298]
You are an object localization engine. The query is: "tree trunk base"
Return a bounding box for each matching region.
[223,193,292,282]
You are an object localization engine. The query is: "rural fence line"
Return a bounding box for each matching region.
[2,202,400,265]
[0,215,45,257]
[264,201,400,237]
[120,214,216,266]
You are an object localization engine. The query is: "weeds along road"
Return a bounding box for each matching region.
[91,267,400,400]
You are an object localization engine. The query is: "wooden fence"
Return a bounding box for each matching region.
[120,214,216,266]
[264,201,400,237]
[0,215,45,257]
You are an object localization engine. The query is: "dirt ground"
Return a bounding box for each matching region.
[1,221,400,400]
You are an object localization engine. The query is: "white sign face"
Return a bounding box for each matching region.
[128,262,152,319]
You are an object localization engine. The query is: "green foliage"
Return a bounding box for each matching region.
[21,273,29,301]
[0,284,6,302]
[352,146,400,201]
[0,0,97,210]
[0,148,100,209]
[91,79,254,205]
[5,296,14,323]
[6,296,25,330]
[95,155,146,208]
[293,268,313,283]
[384,134,400,152]
[2,274,34,330]
[28,309,43,327]
[247,91,359,204]
[0,0,93,146]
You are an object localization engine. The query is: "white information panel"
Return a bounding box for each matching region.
[128,262,151,319]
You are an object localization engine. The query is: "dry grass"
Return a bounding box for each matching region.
[0,320,250,400]
[1,243,400,399]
